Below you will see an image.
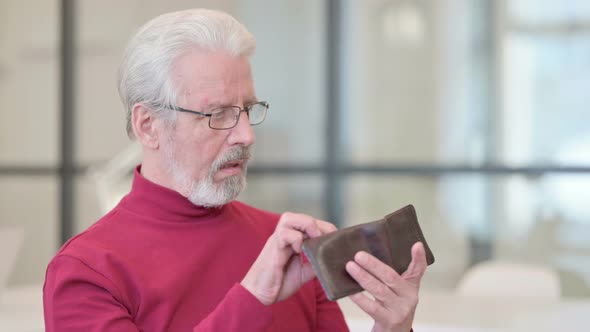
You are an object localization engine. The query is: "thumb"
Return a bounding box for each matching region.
[300,260,316,285]
[402,242,427,287]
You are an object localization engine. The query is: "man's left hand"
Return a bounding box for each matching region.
[345,242,428,332]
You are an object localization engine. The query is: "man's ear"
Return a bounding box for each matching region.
[131,104,161,149]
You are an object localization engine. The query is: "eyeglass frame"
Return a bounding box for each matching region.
[167,101,269,130]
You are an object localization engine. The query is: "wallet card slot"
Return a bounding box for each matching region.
[362,223,393,267]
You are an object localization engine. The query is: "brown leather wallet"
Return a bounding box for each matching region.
[302,204,435,301]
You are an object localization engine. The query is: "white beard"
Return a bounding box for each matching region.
[165,143,250,208]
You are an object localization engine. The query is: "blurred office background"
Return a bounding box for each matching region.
[1,0,589,331]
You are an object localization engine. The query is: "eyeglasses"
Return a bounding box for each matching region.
[170,101,269,130]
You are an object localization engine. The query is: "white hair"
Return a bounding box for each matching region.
[117,9,256,138]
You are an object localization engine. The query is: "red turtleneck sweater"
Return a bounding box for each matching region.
[43,166,349,331]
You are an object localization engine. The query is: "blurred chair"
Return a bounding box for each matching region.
[87,143,142,214]
[456,260,560,300]
[0,227,24,293]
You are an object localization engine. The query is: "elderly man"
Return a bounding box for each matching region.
[43,9,427,332]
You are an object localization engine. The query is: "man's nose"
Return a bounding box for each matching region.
[228,111,256,146]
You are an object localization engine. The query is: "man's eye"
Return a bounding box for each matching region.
[211,109,227,119]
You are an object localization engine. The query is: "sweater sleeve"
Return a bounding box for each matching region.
[44,255,273,332]
[43,255,140,332]
[192,284,273,332]
[314,279,350,331]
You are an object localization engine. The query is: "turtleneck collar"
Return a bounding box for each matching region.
[120,165,227,222]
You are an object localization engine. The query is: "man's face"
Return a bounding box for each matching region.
[160,50,257,207]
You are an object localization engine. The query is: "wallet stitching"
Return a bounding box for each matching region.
[388,207,426,271]
[406,207,434,264]
[412,221,422,242]
[406,206,423,243]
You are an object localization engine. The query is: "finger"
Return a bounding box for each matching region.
[279,212,322,238]
[346,260,400,303]
[314,219,338,234]
[276,228,304,253]
[349,292,393,324]
[402,242,428,287]
[284,254,316,286]
[353,251,407,296]
[299,258,316,284]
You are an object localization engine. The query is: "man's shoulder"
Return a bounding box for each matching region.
[51,207,125,265]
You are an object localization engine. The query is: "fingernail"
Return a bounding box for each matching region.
[355,251,368,263]
[345,261,357,272]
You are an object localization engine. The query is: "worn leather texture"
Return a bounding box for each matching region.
[302,204,435,301]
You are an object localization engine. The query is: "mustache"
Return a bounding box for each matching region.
[211,147,252,172]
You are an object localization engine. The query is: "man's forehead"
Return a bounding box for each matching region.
[173,50,252,79]
[172,50,255,107]
[181,74,256,105]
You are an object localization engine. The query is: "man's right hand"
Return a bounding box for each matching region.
[240,212,337,305]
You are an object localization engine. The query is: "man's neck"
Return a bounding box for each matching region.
[140,154,183,197]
